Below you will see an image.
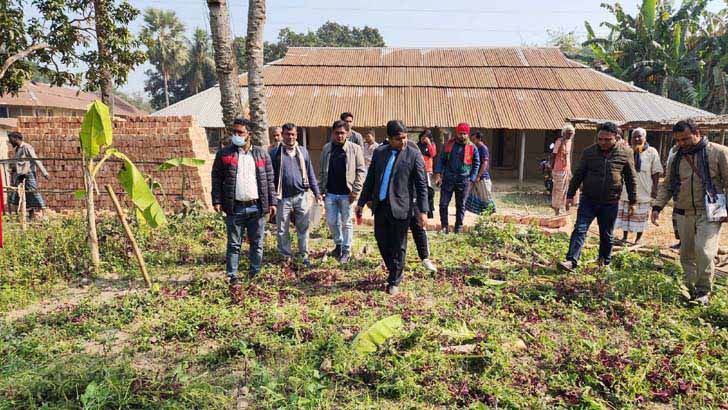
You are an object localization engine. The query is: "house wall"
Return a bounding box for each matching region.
[9,116,214,212]
[0,105,84,118]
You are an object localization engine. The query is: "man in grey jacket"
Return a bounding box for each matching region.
[319,120,366,263]
[340,112,363,146]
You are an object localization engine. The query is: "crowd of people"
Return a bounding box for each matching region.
[6,112,725,304]
[210,113,492,294]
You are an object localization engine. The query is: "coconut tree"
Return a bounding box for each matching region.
[185,28,216,95]
[246,0,269,147]
[141,8,188,108]
[207,0,243,135]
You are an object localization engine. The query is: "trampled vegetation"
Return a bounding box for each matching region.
[1,212,727,409]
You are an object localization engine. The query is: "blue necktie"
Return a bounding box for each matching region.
[379,150,398,201]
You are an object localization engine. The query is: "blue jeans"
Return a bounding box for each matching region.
[566,199,619,266]
[226,203,266,278]
[324,193,353,252]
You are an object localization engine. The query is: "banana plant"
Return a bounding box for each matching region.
[79,100,166,273]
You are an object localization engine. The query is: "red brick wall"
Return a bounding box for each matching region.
[10,116,214,212]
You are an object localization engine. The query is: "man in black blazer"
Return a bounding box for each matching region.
[356,120,429,295]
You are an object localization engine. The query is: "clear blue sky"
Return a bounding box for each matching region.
[107,0,720,96]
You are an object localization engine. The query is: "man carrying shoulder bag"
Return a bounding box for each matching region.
[652,120,728,305]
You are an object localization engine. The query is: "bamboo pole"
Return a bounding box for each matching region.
[105,185,152,288]
[518,131,526,186]
[83,163,101,273]
[18,182,26,231]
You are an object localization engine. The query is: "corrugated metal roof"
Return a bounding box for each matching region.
[0,81,145,117]
[153,46,715,130]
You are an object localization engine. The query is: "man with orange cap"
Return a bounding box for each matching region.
[434,123,481,233]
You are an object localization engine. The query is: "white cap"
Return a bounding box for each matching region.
[632,127,647,138]
[561,124,575,135]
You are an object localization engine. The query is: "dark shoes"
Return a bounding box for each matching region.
[328,245,342,259]
[454,226,463,234]
[339,252,351,264]
[228,275,239,286]
[302,259,312,269]
[440,226,450,235]
[670,242,681,250]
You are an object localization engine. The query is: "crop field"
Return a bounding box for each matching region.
[1,206,727,409]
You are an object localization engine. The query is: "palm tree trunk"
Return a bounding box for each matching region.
[246,0,269,147]
[93,0,115,116]
[163,68,170,108]
[207,0,243,136]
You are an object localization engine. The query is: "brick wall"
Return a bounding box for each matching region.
[10,116,214,212]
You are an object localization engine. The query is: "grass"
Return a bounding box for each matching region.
[1,211,727,409]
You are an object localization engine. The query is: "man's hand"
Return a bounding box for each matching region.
[43,173,50,181]
[315,195,322,204]
[348,191,357,204]
[269,205,277,218]
[651,190,658,199]
[650,210,660,226]
[214,204,223,214]
[355,205,363,218]
[434,173,442,187]
[628,204,635,216]
[565,197,574,211]
[418,212,427,228]
[422,136,431,145]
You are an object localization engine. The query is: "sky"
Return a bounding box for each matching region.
[30,0,725,99]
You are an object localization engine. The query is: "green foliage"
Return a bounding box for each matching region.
[584,0,727,111]
[157,157,205,171]
[0,0,145,97]
[111,150,167,228]
[80,100,114,158]
[352,315,404,354]
[1,210,727,408]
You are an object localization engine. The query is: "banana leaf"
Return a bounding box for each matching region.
[352,315,403,354]
[109,150,167,228]
[79,100,113,158]
[156,157,205,171]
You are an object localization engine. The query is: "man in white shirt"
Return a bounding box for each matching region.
[211,118,276,284]
[615,128,663,244]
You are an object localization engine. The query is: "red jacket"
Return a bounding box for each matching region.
[417,141,437,173]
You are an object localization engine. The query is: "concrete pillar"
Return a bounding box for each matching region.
[518,130,526,185]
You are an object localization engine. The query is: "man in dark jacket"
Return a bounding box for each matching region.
[434,122,480,233]
[270,123,321,268]
[558,122,637,272]
[356,120,429,295]
[212,118,276,284]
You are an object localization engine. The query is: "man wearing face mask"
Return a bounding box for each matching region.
[356,120,429,295]
[270,123,321,268]
[434,122,480,234]
[211,118,276,285]
[652,120,728,305]
[558,122,637,273]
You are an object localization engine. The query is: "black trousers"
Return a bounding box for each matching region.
[409,213,429,260]
[374,205,409,286]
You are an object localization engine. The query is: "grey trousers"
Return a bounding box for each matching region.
[676,212,722,295]
[276,192,311,259]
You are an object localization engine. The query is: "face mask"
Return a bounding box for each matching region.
[232,135,246,147]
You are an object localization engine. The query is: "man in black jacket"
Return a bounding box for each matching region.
[356,120,429,295]
[211,118,276,284]
[558,122,637,272]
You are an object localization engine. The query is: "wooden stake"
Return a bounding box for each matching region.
[105,185,152,288]
[18,182,26,231]
[518,131,526,186]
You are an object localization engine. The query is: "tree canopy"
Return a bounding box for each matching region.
[583,0,728,113]
[0,0,145,97]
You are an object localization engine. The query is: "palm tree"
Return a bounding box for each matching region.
[186,29,216,95]
[141,8,188,108]
[206,0,242,135]
[246,0,269,147]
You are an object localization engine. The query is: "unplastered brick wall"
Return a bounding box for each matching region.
[10,115,214,212]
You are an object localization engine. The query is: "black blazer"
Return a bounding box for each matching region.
[358,141,429,220]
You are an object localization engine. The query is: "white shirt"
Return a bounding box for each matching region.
[621,146,663,203]
[235,149,259,201]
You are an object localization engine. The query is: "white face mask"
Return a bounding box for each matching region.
[232,135,246,147]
